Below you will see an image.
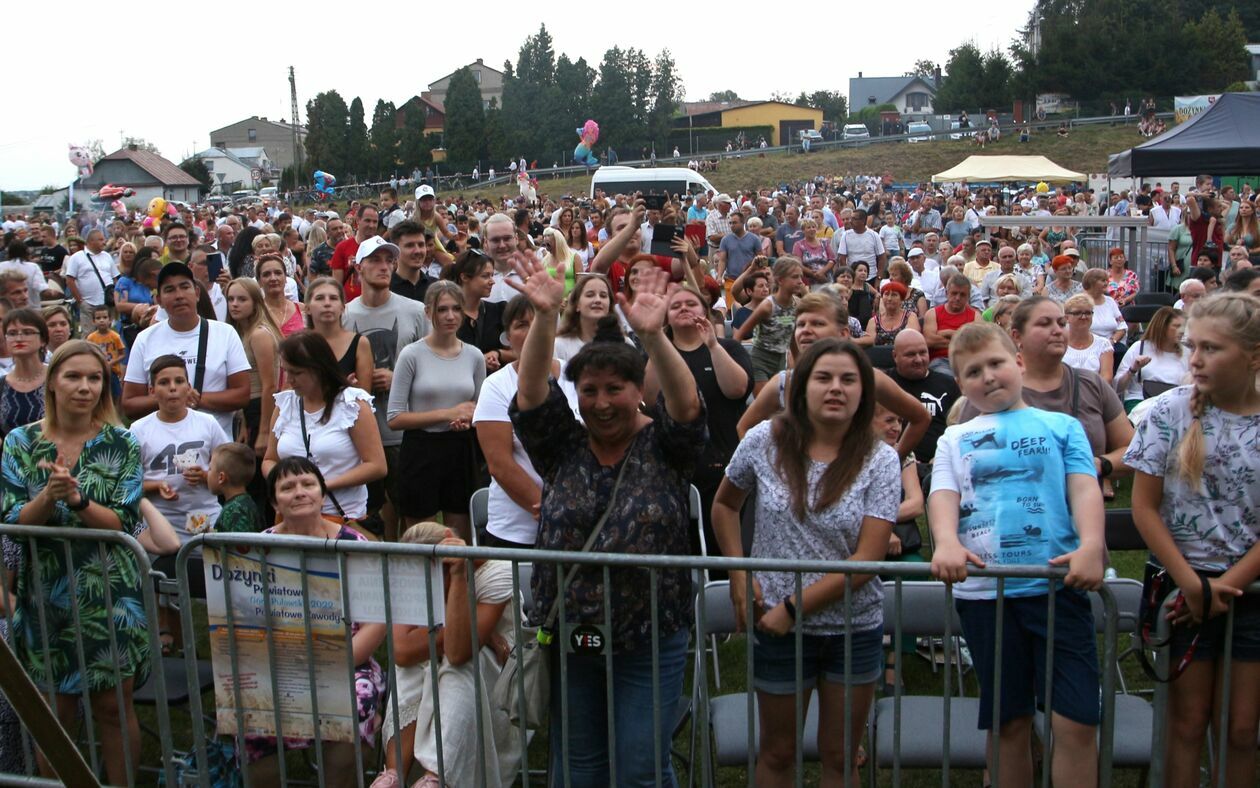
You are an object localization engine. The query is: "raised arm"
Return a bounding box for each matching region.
[508,255,567,411]
[589,202,645,275]
[619,268,701,423]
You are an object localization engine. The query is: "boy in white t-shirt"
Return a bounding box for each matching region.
[132,354,230,651]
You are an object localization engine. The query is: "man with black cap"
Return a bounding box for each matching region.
[121,262,251,436]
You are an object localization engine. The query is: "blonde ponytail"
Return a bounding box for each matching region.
[1176,387,1209,487]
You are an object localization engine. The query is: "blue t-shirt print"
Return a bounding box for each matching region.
[933,407,1096,599]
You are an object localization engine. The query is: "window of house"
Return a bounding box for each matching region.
[205,160,214,171]
[906,92,930,111]
[473,70,482,84]
[248,128,257,142]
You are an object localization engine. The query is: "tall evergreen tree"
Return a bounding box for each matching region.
[444,66,486,166]
[346,97,369,180]
[303,91,349,177]
[591,47,637,153]
[648,50,682,150]
[369,100,398,179]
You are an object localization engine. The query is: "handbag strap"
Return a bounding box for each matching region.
[84,251,109,296]
[541,435,637,632]
[193,318,210,392]
[298,396,348,519]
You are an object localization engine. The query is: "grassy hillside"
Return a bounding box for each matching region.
[443,124,1139,199]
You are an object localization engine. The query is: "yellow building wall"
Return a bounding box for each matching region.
[720,104,824,146]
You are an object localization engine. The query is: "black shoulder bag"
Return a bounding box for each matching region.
[83,251,115,308]
[1134,341,1177,400]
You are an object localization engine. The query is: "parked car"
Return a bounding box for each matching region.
[906,122,934,143]
[259,186,279,202]
[842,124,871,146]
[230,189,258,204]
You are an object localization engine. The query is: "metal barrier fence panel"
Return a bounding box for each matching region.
[2,524,1254,787]
[0,524,176,787]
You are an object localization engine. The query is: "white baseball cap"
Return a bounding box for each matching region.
[355,236,400,265]
[416,184,436,200]
[907,248,925,258]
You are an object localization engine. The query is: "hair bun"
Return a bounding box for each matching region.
[591,314,625,344]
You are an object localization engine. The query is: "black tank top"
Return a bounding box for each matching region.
[337,332,361,379]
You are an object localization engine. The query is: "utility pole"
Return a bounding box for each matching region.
[289,66,304,188]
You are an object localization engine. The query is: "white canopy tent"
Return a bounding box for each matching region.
[931,155,1086,184]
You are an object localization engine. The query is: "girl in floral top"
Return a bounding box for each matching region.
[507,255,705,787]
[1125,293,1260,788]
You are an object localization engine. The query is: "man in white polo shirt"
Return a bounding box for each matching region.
[63,229,119,334]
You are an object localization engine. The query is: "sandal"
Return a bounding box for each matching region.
[369,770,400,788]
[412,775,443,788]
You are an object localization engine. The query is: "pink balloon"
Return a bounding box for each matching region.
[142,216,154,228]
[110,200,126,215]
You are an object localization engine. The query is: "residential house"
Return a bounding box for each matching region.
[209,116,307,171]
[425,58,504,111]
[847,74,937,118]
[77,146,202,206]
[193,147,273,193]
[396,92,447,143]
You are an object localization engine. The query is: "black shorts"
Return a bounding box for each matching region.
[397,429,478,519]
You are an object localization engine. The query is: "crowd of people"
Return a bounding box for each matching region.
[0,166,1256,787]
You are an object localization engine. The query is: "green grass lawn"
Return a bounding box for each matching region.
[431,123,1141,202]
[132,483,1152,786]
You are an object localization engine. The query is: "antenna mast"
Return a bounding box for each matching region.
[289,66,304,187]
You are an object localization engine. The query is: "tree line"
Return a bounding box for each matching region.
[929,0,1253,114]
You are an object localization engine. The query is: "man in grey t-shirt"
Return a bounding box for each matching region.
[343,237,430,539]
[717,212,762,284]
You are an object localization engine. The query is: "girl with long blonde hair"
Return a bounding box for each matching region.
[1126,292,1260,788]
[225,277,281,455]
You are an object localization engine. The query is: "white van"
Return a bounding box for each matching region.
[590,166,716,199]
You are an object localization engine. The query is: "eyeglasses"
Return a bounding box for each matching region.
[1065,310,1093,317]
[4,330,40,339]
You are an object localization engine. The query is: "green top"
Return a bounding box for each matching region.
[216,492,263,534]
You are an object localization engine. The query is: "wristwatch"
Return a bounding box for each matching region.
[67,493,90,512]
[1097,457,1113,479]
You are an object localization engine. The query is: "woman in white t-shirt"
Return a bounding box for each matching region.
[1083,268,1128,361]
[1062,293,1115,383]
[1113,306,1189,411]
[262,331,386,525]
[472,295,576,548]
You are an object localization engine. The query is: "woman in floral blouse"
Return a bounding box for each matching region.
[0,340,147,785]
[507,255,705,786]
[1104,247,1141,308]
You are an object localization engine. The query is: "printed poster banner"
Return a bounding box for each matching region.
[205,546,353,742]
[1174,95,1218,124]
[204,546,444,742]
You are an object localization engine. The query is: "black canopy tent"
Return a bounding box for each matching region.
[1108,93,1260,177]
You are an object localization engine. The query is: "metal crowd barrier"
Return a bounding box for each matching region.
[0,524,176,787]
[0,524,1253,787]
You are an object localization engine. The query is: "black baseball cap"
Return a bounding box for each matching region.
[157,261,196,289]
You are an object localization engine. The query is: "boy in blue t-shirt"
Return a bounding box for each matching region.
[929,322,1106,788]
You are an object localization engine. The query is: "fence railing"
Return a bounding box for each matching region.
[0,526,1255,786]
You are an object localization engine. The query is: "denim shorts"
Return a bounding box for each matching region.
[1140,580,1260,663]
[956,588,1101,729]
[753,627,883,693]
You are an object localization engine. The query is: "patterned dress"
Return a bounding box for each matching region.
[0,422,149,693]
[510,381,707,653]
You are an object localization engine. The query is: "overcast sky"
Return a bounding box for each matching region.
[5,3,1033,190]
